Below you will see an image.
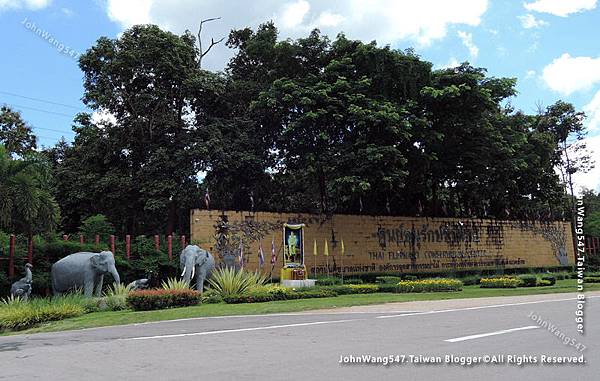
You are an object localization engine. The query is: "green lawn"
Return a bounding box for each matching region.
[9,279,597,335]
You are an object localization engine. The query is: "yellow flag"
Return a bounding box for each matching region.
[341,240,345,256]
[324,240,329,256]
[313,239,318,256]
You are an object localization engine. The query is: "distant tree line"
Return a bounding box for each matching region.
[0,22,593,236]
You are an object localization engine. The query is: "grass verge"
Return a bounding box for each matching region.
[6,279,598,335]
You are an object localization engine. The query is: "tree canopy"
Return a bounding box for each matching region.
[40,22,592,235]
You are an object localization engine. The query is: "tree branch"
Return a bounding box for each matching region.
[197,17,223,68]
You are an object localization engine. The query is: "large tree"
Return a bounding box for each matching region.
[0,106,36,157]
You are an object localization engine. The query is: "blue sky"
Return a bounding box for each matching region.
[0,0,599,190]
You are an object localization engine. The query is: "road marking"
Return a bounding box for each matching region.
[376,295,600,319]
[445,326,539,342]
[122,319,361,341]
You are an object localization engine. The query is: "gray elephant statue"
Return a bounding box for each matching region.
[10,263,33,300]
[180,245,215,293]
[127,278,150,291]
[51,251,120,297]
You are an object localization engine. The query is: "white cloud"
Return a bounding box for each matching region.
[541,53,600,95]
[518,13,549,28]
[524,0,597,17]
[0,0,51,11]
[525,69,536,78]
[584,90,600,133]
[457,30,478,58]
[436,57,460,70]
[279,0,310,28]
[571,135,600,193]
[103,0,489,71]
[106,0,153,28]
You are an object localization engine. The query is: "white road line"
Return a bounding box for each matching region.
[376,295,600,319]
[445,326,540,342]
[122,319,361,341]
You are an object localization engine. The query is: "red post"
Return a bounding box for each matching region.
[62,234,69,241]
[8,234,15,278]
[95,234,100,246]
[180,235,186,249]
[168,235,173,260]
[110,235,116,254]
[126,235,131,260]
[154,234,160,250]
[27,237,33,264]
[79,234,84,244]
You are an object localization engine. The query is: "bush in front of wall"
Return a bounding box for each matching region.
[517,274,538,287]
[126,289,201,311]
[479,277,520,288]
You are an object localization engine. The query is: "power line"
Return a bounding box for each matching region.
[0,102,77,118]
[0,90,84,110]
[33,126,75,135]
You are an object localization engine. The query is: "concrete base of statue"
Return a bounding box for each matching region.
[280,279,316,288]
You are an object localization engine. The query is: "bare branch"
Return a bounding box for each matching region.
[197,17,223,68]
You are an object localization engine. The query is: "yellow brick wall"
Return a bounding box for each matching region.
[190,210,574,276]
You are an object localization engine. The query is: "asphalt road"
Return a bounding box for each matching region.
[1,291,598,381]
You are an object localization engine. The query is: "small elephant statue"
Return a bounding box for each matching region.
[180,245,215,293]
[51,251,120,297]
[10,263,33,300]
[127,278,150,291]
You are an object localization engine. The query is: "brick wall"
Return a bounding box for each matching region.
[190,209,574,276]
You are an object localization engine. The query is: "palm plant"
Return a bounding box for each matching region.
[161,277,191,290]
[0,145,60,234]
[207,267,268,298]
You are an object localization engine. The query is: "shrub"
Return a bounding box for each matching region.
[0,296,87,331]
[517,274,538,287]
[223,286,337,304]
[315,277,342,286]
[396,278,463,293]
[126,289,201,311]
[480,277,520,288]
[403,275,418,281]
[292,288,337,299]
[460,276,482,286]
[324,284,379,295]
[207,268,267,298]
[584,276,600,283]
[201,289,224,304]
[375,276,401,284]
[537,279,553,287]
[161,278,190,290]
[540,275,556,285]
[344,278,363,285]
[377,283,399,293]
[553,272,569,280]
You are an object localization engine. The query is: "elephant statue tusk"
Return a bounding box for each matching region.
[191,265,195,280]
[181,266,187,277]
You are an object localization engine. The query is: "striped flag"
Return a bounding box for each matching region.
[204,188,211,209]
[238,239,244,268]
[258,241,265,268]
[270,236,277,265]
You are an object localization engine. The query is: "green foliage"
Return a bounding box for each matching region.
[322,284,379,295]
[126,289,201,311]
[584,277,600,283]
[201,289,224,304]
[537,279,553,287]
[343,278,363,285]
[78,214,115,242]
[207,267,268,298]
[396,279,463,293]
[0,106,37,156]
[375,276,402,284]
[517,274,538,287]
[315,276,342,286]
[0,295,87,331]
[480,278,520,288]
[161,277,190,290]
[223,285,337,304]
[460,276,482,286]
[540,275,557,285]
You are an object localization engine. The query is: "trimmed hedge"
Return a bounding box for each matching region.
[517,274,538,287]
[323,284,379,295]
[375,276,401,284]
[396,278,463,293]
[126,289,201,311]
[480,277,520,288]
[538,279,553,286]
[540,275,556,285]
[223,287,337,304]
[584,277,600,283]
[315,277,342,286]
